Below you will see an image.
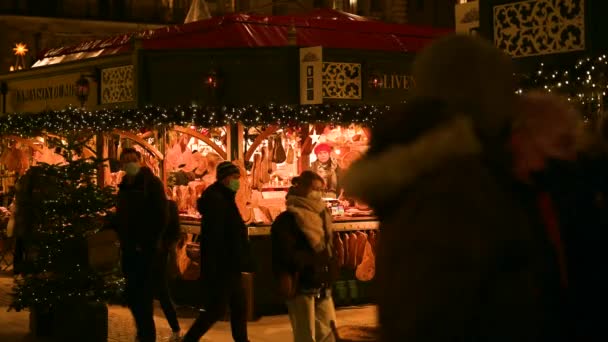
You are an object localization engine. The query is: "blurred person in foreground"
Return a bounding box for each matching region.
[116,148,168,342]
[182,161,251,342]
[512,92,608,340]
[271,171,338,342]
[342,35,565,341]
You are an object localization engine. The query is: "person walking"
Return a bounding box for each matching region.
[271,171,338,342]
[116,148,168,342]
[182,161,251,342]
[342,35,566,341]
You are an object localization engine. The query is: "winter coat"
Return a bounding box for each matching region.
[539,151,608,340]
[197,182,251,285]
[116,166,168,254]
[343,100,565,341]
[271,211,338,292]
[310,159,342,196]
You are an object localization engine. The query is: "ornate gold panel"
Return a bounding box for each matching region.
[493,0,585,58]
[322,62,362,100]
[101,65,134,104]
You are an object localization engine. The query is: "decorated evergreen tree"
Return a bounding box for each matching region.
[10,134,123,327]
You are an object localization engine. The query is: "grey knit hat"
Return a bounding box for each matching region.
[216,161,240,181]
[412,34,515,142]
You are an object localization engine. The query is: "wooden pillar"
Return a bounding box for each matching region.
[158,127,167,185]
[96,133,106,187]
[227,123,244,161]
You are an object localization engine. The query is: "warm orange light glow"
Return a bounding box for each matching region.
[9,66,14,72]
[13,43,28,56]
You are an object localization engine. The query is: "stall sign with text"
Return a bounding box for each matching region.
[5,73,97,113]
[378,74,415,90]
[299,46,323,105]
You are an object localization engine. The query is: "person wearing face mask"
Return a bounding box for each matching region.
[271,171,338,342]
[182,161,251,342]
[116,148,169,342]
[311,143,342,198]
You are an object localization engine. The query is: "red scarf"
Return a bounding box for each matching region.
[537,192,568,289]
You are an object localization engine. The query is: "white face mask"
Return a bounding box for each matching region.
[307,190,323,201]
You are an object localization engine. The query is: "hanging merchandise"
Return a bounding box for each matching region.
[355,241,375,282]
[286,144,294,164]
[272,135,287,164]
[260,146,271,184]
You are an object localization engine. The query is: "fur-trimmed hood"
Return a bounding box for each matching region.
[342,116,482,207]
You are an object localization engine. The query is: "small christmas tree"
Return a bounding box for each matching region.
[11,134,123,312]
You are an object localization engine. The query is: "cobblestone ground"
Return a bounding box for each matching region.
[0,273,377,341]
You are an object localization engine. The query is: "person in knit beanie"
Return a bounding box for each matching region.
[216,161,240,183]
[342,34,566,341]
[182,160,251,342]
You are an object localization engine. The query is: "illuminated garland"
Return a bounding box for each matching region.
[0,103,389,138]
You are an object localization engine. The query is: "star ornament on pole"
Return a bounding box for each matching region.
[13,43,28,56]
[11,43,28,71]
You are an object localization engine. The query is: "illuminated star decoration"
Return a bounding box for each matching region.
[309,129,321,145]
[13,43,28,56]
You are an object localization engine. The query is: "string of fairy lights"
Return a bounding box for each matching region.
[0,103,390,138]
[517,54,608,121]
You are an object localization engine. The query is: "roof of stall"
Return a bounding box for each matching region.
[33,9,450,68]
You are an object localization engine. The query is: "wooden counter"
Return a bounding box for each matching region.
[179,216,379,236]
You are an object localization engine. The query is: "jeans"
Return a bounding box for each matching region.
[183,272,248,342]
[123,250,156,342]
[157,249,180,333]
[286,290,337,342]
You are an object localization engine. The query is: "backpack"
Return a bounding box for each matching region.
[163,200,181,244]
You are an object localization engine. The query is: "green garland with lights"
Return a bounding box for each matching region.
[11,135,123,311]
[0,103,389,138]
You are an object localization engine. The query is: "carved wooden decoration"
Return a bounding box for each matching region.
[171,126,227,160]
[112,129,164,160]
[322,62,362,99]
[101,66,134,104]
[493,0,585,58]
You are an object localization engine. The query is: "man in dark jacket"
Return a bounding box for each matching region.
[116,148,168,342]
[183,161,251,342]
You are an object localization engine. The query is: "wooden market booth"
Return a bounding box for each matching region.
[0,9,448,316]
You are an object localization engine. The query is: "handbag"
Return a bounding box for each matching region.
[177,234,200,281]
[277,272,299,299]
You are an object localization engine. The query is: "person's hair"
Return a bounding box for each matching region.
[513,91,580,136]
[119,147,141,161]
[291,171,324,189]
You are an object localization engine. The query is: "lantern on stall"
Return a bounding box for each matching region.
[368,74,383,89]
[75,75,90,107]
[204,70,221,89]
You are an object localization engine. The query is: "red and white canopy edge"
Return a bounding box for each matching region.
[33,9,451,68]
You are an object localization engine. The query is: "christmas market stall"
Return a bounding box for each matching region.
[0,9,448,318]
